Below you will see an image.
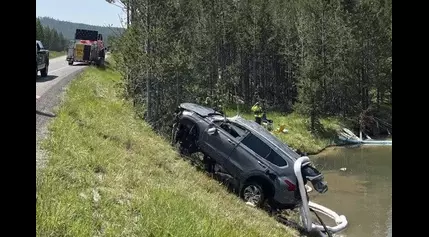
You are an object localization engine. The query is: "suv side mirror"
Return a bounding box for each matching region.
[207,127,217,135]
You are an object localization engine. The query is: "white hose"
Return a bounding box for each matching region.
[294,156,348,234]
[308,201,348,233]
[294,156,313,231]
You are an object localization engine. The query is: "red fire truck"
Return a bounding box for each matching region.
[66,29,105,66]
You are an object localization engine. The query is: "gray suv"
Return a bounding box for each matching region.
[172,103,328,209]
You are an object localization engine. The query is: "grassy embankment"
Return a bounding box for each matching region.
[36,65,298,237]
[223,109,343,155]
[49,51,66,59]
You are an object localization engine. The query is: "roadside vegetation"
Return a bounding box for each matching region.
[37,18,69,52]
[37,0,393,233]
[49,50,66,59]
[108,0,392,149]
[37,16,123,45]
[224,108,343,154]
[36,66,297,237]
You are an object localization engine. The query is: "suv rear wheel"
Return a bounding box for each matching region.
[241,182,266,207]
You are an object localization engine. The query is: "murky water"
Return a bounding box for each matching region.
[309,145,392,237]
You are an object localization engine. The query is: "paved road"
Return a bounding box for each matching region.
[36,56,89,168]
[36,55,88,96]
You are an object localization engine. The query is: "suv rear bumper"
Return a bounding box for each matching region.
[269,197,301,210]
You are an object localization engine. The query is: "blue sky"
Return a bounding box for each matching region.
[36,0,125,27]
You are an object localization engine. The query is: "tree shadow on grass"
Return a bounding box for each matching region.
[95,60,111,71]
[36,75,58,83]
[310,119,337,140]
[36,110,56,118]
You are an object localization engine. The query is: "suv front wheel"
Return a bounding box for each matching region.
[241,182,266,207]
[40,62,48,77]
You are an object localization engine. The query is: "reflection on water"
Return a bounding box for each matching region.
[309,146,392,237]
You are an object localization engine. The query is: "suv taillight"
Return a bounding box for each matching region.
[284,179,297,191]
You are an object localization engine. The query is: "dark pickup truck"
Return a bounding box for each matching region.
[36,40,49,78]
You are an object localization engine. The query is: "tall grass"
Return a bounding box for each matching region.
[36,66,297,237]
[224,108,342,154]
[49,51,66,59]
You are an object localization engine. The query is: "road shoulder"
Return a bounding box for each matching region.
[36,68,87,169]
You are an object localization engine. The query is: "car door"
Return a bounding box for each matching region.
[202,123,238,166]
[224,133,272,179]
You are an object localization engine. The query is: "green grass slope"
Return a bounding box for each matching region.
[36,66,297,237]
[224,109,342,154]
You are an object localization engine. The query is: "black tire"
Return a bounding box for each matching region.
[241,182,266,207]
[68,60,73,66]
[99,49,105,58]
[97,58,105,67]
[203,155,215,173]
[40,63,48,77]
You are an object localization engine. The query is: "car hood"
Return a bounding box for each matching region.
[179,103,222,117]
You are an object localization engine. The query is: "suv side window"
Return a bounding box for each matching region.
[219,122,247,139]
[37,41,44,50]
[241,134,287,167]
[265,149,287,167]
[241,134,270,159]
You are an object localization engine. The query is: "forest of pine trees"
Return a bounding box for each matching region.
[108,0,392,135]
[36,18,68,52]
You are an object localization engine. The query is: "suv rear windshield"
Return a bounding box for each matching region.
[241,134,287,167]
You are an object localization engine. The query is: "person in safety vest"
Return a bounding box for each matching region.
[215,98,224,114]
[204,96,212,107]
[251,101,263,124]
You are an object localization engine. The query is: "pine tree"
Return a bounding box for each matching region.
[36,18,44,41]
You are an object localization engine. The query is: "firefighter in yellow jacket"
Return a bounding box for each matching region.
[251,101,263,124]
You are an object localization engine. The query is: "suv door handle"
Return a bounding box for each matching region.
[227,139,236,145]
[257,161,267,169]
